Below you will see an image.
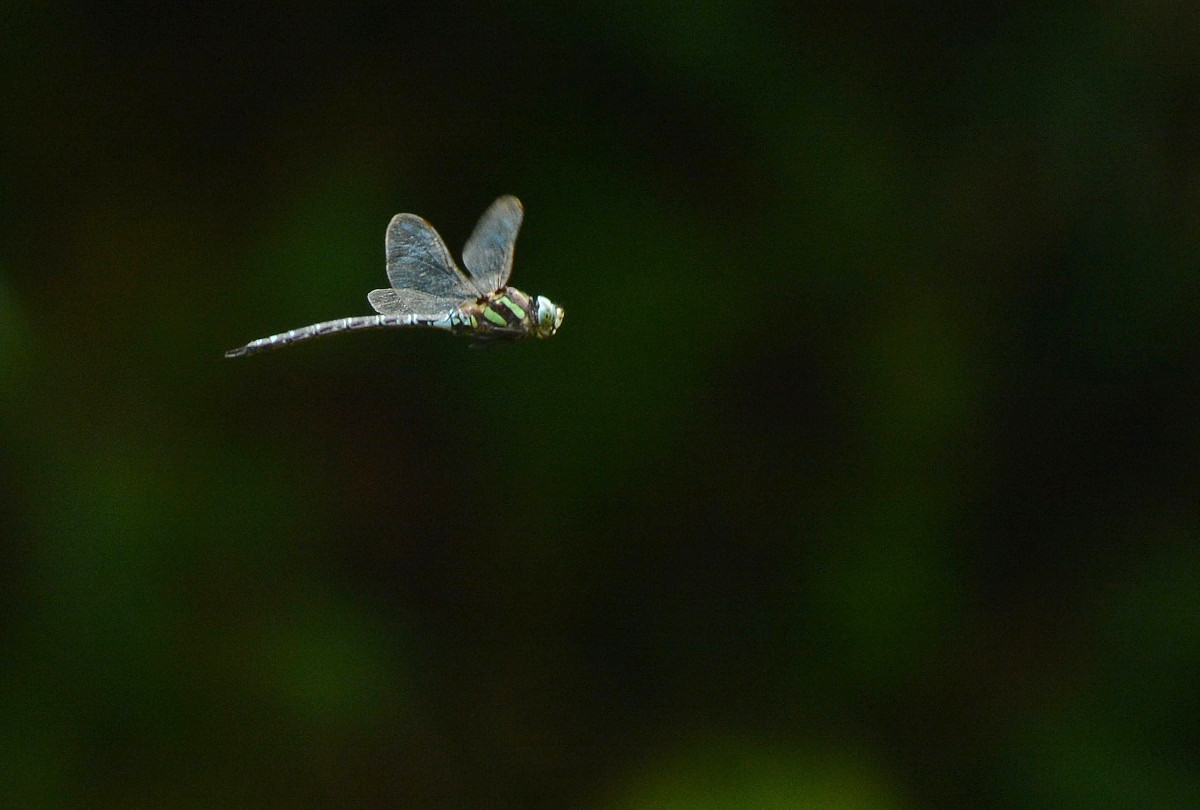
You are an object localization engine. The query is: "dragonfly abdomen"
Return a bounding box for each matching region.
[224,313,436,358]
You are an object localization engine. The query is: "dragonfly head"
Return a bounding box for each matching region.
[532,295,565,338]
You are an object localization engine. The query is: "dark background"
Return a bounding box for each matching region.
[3,2,1199,806]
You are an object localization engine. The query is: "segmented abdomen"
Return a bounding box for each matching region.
[224,314,424,358]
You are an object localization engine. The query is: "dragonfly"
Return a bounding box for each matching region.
[225,195,564,358]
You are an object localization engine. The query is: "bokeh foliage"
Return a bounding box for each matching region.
[2,1,1199,806]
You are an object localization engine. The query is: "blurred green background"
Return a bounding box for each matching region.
[3,2,1199,807]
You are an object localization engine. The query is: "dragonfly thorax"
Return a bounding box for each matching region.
[454,286,563,342]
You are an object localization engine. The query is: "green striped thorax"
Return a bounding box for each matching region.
[459,287,564,342]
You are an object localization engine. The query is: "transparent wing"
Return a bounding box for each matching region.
[386,213,483,302]
[368,288,459,318]
[462,195,524,292]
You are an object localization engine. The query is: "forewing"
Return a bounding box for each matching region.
[386,213,482,301]
[462,195,523,292]
[368,288,459,318]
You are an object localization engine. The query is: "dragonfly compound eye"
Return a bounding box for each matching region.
[535,295,564,337]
